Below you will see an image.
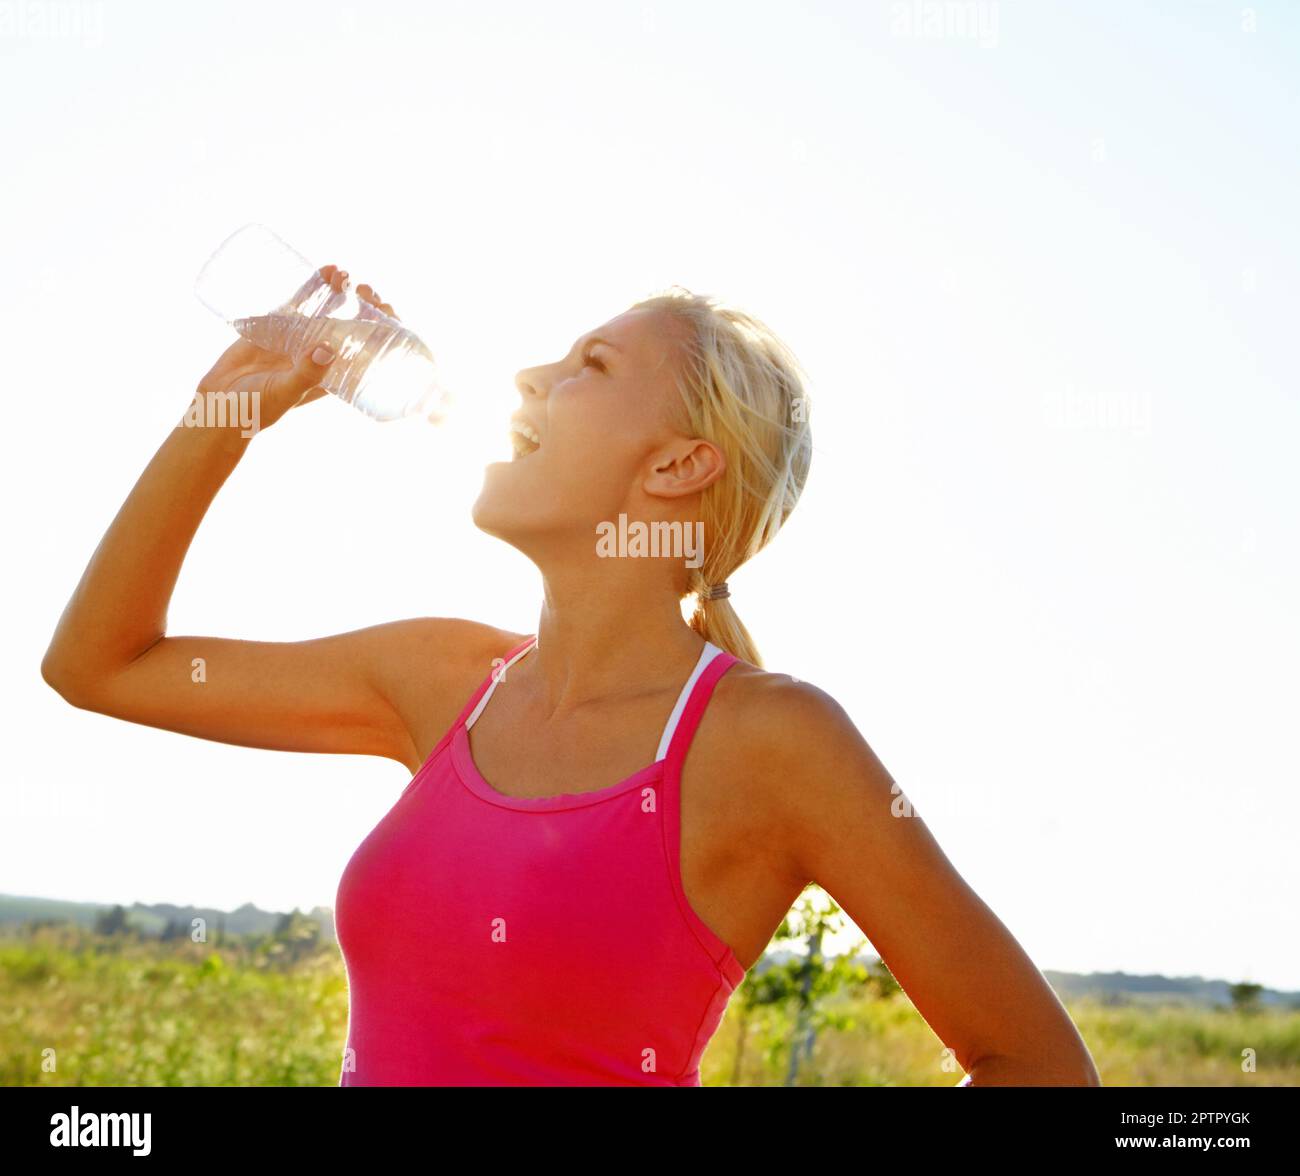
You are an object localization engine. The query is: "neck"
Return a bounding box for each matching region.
[523,565,706,717]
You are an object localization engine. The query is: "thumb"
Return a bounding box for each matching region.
[268,342,336,403]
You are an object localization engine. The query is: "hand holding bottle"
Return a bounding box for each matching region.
[194,265,403,433]
[193,224,451,424]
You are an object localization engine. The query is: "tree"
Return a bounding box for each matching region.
[93,904,130,937]
[1229,981,1263,1013]
[268,908,322,967]
[727,884,875,1086]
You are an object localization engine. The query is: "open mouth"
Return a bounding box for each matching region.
[509,419,541,460]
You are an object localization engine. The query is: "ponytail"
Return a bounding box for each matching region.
[686,574,763,668]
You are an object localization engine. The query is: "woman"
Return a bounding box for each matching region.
[42,267,1100,1087]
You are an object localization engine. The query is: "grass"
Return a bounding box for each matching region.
[1,925,346,1086]
[3,925,1295,1086]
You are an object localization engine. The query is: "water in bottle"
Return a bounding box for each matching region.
[195,223,452,423]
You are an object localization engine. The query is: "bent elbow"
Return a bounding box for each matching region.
[41,651,101,711]
[41,649,70,696]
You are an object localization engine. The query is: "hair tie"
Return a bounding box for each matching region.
[700,582,730,602]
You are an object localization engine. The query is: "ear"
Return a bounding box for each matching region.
[642,438,727,500]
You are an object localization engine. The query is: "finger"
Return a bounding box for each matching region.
[353,284,384,322]
[319,265,351,289]
[266,341,337,403]
[320,266,350,315]
[278,264,349,317]
[356,283,400,321]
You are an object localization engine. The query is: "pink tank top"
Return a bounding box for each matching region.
[334,635,746,1086]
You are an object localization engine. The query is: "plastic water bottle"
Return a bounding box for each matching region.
[194,223,452,423]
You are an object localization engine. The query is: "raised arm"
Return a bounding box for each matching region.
[750,678,1102,1086]
[41,272,517,773]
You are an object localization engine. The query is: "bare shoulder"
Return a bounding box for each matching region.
[367,615,531,680]
[705,659,899,865]
[710,660,877,771]
[364,616,533,772]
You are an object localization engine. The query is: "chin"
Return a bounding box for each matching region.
[471,455,602,546]
[470,474,504,536]
[471,459,530,539]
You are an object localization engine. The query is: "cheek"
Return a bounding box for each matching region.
[552,441,631,501]
[550,390,660,501]
[554,399,628,465]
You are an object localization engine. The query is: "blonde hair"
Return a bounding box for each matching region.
[629,285,813,668]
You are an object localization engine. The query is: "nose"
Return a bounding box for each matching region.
[514,365,546,401]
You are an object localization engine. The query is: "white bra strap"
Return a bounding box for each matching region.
[464,638,537,730]
[655,641,724,762]
[466,638,723,754]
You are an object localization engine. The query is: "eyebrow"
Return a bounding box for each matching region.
[572,334,622,357]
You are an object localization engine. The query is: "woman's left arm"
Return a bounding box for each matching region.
[748,678,1101,1087]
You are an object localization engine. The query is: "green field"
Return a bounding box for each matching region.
[3,924,1296,1086]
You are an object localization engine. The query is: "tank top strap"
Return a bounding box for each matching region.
[462,634,538,731]
[402,635,539,796]
[660,642,738,771]
[656,642,745,989]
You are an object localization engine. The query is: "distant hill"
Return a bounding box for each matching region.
[2,894,1295,1010]
[0,893,335,943]
[743,951,1300,1010]
[1041,969,1300,1011]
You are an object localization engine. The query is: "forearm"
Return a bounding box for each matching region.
[42,412,252,687]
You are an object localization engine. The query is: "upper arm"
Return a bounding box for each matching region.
[47,616,526,771]
[751,678,1097,1082]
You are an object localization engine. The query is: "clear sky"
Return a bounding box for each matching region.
[3,0,1297,989]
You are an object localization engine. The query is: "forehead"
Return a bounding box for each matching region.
[586,307,687,370]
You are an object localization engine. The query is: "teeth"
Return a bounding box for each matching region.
[511,421,540,445]
[508,420,541,458]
